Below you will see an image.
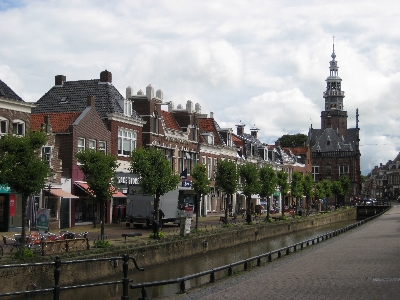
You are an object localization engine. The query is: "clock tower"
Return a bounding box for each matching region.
[321,39,348,138]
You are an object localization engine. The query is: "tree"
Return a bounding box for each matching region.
[0,131,49,244]
[277,133,308,147]
[302,174,314,209]
[276,171,289,217]
[239,163,260,224]
[339,175,351,205]
[215,159,238,224]
[331,180,343,207]
[75,149,119,237]
[191,164,210,229]
[291,171,304,212]
[130,147,180,222]
[259,166,277,220]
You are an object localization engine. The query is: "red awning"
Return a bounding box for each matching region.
[74,181,126,198]
[47,188,79,199]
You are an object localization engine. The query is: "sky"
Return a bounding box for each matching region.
[1,0,400,176]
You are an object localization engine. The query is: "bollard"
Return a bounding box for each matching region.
[121,254,130,300]
[286,247,290,255]
[53,256,61,300]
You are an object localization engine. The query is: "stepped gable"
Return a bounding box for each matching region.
[31,112,81,132]
[0,79,24,102]
[161,110,181,131]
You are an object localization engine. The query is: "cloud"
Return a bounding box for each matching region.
[1,0,400,175]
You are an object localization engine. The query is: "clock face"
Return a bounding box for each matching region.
[330,103,337,109]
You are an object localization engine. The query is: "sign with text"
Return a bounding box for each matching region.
[9,194,16,216]
[183,206,194,217]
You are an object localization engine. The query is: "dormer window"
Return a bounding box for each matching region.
[202,133,214,145]
[60,96,68,104]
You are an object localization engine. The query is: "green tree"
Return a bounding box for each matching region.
[276,171,289,217]
[331,180,343,206]
[259,166,277,220]
[239,163,260,224]
[291,171,304,213]
[191,164,210,229]
[75,149,119,237]
[277,133,308,147]
[215,159,238,224]
[130,147,180,221]
[303,174,314,209]
[339,175,351,205]
[0,131,49,244]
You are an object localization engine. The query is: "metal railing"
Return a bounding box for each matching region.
[0,208,388,300]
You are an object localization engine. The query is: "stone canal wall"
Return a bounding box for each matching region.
[0,209,356,292]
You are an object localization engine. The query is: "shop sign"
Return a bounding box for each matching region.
[0,184,11,193]
[9,194,15,216]
[273,191,280,197]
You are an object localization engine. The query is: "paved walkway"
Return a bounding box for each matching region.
[174,205,400,300]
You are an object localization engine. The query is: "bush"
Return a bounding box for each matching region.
[223,223,232,228]
[12,246,34,259]
[94,239,112,248]
[149,230,166,239]
[280,216,288,221]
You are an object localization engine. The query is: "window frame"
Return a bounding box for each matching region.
[118,128,137,156]
[12,119,25,136]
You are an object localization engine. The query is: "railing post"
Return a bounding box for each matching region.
[244,260,248,271]
[228,266,233,276]
[121,254,130,300]
[257,257,261,266]
[53,256,61,300]
[139,286,148,300]
[210,271,215,283]
[180,280,186,293]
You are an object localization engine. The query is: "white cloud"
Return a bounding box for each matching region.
[1,0,400,175]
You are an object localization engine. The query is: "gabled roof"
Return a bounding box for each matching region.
[198,118,222,145]
[33,78,141,121]
[161,110,181,131]
[0,79,24,102]
[31,112,82,132]
[311,127,354,152]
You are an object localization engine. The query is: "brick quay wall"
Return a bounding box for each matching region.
[0,209,356,293]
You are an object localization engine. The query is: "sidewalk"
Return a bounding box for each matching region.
[175,205,400,300]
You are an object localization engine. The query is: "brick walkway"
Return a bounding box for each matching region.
[174,205,400,300]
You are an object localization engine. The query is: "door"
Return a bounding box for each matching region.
[60,198,70,229]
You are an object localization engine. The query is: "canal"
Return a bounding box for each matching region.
[32,220,355,299]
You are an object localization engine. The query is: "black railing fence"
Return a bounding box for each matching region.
[0,208,388,300]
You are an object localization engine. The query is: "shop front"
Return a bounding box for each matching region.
[0,184,23,232]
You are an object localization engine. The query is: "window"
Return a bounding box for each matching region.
[179,151,184,174]
[214,158,218,176]
[42,146,51,165]
[99,141,106,154]
[152,111,159,134]
[339,165,349,175]
[185,152,191,173]
[118,128,137,156]
[124,100,132,117]
[312,166,319,182]
[88,139,96,150]
[0,118,8,136]
[12,120,25,136]
[202,156,206,165]
[77,138,85,152]
[207,157,212,178]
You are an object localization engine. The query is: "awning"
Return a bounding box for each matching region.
[74,181,126,198]
[47,188,79,199]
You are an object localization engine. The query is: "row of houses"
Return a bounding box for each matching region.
[0,44,361,230]
[362,153,400,200]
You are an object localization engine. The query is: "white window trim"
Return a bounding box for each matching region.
[0,117,9,136]
[12,119,25,136]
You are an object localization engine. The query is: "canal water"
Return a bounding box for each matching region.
[32,220,355,299]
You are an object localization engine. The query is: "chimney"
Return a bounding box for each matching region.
[137,89,144,95]
[41,115,52,134]
[168,101,174,112]
[156,89,163,100]
[55,75,66,86]
[210,111,214,119]
[250,125,259,138]
[236,121,245,136]
[100,70,112,83]
[195,103,201,113]
[186,100,193,112]
[87,96,95,107]
[126,86,133,99]
[146,84,154,100]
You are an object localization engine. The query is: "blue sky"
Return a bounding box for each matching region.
[1,0,400,175]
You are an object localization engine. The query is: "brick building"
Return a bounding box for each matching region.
[307,43,361,205]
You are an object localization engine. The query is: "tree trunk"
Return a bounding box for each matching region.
[154,195,160,220]
[100,201,105,236]
[195,193,200,229]
[20,194,28,246]
[224,195,229,225]
[266,197,270,220]
[246,195,252,224]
